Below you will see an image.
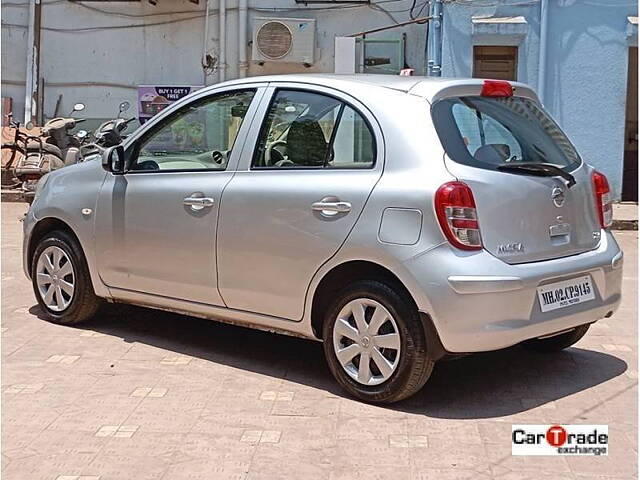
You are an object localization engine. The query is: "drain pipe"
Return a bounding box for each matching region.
[537,0,549,105]
[201,0,211,85]
[427,0,443,76]
[24,0,42,124]
[238,0,248,78]
[218,0,227,83]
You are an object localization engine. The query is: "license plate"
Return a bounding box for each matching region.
[537,275,595,313]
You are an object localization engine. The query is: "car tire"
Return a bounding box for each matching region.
[521,324,591,353]
[31,230,102,325]
[322,279,434,404]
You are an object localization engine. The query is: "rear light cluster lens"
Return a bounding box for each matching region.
[592,171,613,229]
[435,181,482,250]
[480,79,513,97]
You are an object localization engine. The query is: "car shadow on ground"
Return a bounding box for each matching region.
[29,303,628,419]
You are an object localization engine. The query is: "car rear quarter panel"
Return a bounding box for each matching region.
[304,89,456,321]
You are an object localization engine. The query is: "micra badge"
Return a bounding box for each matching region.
[497,242,525,255]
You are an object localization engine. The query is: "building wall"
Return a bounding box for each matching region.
[1,0,636,198]
[441,0,637,199]
[1,0,427,126]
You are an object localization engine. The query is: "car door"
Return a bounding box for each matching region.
[95,85,264,305]
[217,84,384,320]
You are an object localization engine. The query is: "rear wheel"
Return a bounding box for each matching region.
[31,230,102,325]
[521,324,591,352]
[322,280,434,404]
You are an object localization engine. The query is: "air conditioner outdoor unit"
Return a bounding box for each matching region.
[252,17,316,64]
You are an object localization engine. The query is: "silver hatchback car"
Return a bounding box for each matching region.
[23,74,623,403]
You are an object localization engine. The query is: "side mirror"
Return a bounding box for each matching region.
[102,145,125,173]
[118,101,131,118]
[69,102,86,117]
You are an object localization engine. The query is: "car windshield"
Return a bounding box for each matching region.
[431,96,581,172]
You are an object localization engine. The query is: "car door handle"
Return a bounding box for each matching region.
[183,196,215,210]
[311,201,352,214]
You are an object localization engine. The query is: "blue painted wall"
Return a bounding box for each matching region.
[440,0,637,199]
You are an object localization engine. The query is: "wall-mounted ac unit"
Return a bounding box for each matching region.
[252,17,316,64]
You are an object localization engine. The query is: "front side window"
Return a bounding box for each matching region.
[130,90,255,172]
[432,96,581,172]
[252,90,375,169]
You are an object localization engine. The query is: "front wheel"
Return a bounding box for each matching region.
[322,280,434,404]
[31,230,102,325]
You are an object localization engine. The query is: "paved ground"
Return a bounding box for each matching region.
[1,201,637,480]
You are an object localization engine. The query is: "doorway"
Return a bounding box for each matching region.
[622,46,638,201]
[473,46,518,81]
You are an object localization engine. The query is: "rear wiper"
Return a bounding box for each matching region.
[497,162,576,188]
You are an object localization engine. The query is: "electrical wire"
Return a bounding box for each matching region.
[3,0,428,34]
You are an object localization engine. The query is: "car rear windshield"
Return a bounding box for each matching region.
[431,96,581,172]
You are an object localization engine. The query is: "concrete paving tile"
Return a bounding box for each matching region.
[329,465,414,480]
[269,392,339,417]
[412,468,492,480]
[389,434,428,448]
[56,476,101,480]
[4,383,44,394]
[491,466,577,479]
[248,440,334,479]
[411,440,488,470]
[338,415,405,441]
[484,442,572,473]
[161,460,250,480]
[160,355,193,365]
[84,454,169,480]
[406,417,483,445]
[176,433,255,464]
[259,390,294,401]
[46,354,80,364]
[2,455,95,480]
[126,404,204,434]
[332,438,411,467]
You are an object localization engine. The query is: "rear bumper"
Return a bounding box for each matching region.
[405,230,623,353]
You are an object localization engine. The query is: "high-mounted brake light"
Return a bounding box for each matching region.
[592,171,612,229]
[481,80,513,97]
[435,181,482,251]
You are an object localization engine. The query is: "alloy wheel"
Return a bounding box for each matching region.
[332,298,401,386]
[36,246,75,312]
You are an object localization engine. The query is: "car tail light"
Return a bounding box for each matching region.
[480,80,513,97]
[435,181,482,250]
[592,171,612,229]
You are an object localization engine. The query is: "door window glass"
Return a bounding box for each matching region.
[329,105,375,168]
[131,90,255,172]
[252,90,375,169]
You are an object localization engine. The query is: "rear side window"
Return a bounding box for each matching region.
[252,89,375,169]
[431,96,581,172]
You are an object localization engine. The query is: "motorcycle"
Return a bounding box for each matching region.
[2,101,134,203]
[2,102,87,203]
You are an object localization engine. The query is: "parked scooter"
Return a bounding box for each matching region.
[1,103,88,202]
[81,102,135,157]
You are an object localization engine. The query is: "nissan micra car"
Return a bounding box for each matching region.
[23,74,623,403]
